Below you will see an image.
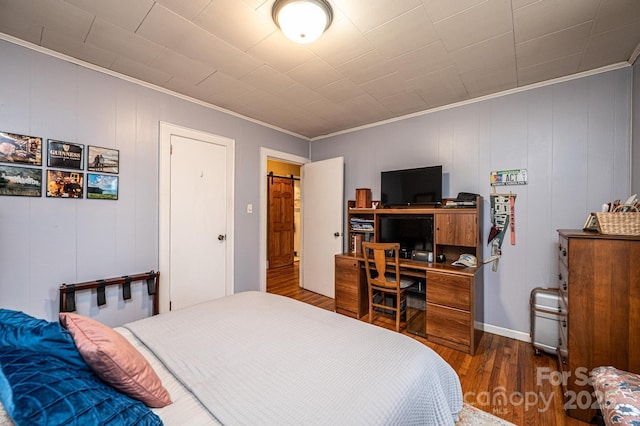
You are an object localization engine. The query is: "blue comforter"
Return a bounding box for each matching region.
[0,309,162,426]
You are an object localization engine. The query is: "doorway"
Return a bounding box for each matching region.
[159,122,235,313]
[260,150,344,299]
[259,149,309,292]
[267,160,301,269]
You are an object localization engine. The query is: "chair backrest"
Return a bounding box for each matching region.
[362,242,401,290]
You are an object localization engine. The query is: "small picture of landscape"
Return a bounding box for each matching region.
[87,173,119,200]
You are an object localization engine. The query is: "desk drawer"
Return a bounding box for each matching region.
[335,257,362,317]
[426,272,470,311]
[335,257,359,283]
[426,304,471,346]
[335,283,357,314]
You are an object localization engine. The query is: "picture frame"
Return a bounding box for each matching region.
[87,146,119,174]
[583,213,599,232]
[47,140,84,170]
[87,173,119,200]
[0,131,43,166]
[46,169,83,198]
[0,165,42,197]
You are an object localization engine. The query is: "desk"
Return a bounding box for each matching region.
[335,253,484,355]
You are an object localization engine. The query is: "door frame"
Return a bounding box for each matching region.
[159,122,235,313]
[259,148,309,292]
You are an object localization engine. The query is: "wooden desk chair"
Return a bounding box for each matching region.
[362,242,413,332]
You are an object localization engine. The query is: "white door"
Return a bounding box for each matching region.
[301,157,344,297]
[159,123,234,313]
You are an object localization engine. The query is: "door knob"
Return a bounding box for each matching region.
[218,234,226,241]
[334,232,340,237]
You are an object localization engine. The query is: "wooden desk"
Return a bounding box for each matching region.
[335,253,484,355]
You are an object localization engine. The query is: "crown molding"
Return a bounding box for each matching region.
[0,32,310,141]
[312,62,631,141]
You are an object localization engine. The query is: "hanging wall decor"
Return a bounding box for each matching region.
[0,131,42,166]
[87,146,119,174]
[47,140,84,170]
[488,194,510,271]
[0,165,42,197]
[46,169,83,198]
[87,173,119,200]
[490,168,527,186]
[487,168,524,270]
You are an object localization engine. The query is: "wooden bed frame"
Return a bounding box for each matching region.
[59,271,160,315]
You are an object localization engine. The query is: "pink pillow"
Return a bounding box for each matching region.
[59,312,171,408]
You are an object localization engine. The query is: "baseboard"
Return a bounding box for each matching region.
[476,321,531,343]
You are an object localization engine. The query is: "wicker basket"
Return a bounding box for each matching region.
[595,205,640,236]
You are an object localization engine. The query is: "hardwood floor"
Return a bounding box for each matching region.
[267,262,587,426]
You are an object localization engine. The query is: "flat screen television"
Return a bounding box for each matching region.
[379,215,434,256]
[380,165,442,207]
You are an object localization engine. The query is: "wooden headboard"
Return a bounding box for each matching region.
[59,270,160,315]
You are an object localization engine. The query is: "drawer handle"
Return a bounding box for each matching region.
[562,248,567,257]
[558,273,562,280]
[562,319,567,328]
[562,282,567,291]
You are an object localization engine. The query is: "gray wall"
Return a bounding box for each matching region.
[2,37,634,338]
[0,40,308,325]
[312,67,632,336]
[633,60,640,195]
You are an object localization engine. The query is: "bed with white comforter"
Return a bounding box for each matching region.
[1,291,462,425]
[129,291,463,425]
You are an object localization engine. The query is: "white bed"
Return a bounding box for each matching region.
[126,291,463,425]
[1,291,462,425]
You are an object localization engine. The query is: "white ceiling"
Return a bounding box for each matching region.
[1,0,639,139]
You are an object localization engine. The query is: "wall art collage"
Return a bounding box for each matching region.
[0,131,119,200]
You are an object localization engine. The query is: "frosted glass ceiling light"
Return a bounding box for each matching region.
[272,0,333,44]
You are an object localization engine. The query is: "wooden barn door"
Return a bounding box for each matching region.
[268,175,294,269]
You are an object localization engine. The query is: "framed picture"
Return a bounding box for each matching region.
[583,213,598,232]
[47,140,84,170]
[87,146,119,174]
[0,131,43,166]
[87,173,119,200]
[0,165,42,197]
[46,169,83,198]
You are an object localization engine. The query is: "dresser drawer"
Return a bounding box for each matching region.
[558,315,568,363]
[426,272,470,311]
[558,261,569,298]
[559,290,568,314]
[558,236,569,267]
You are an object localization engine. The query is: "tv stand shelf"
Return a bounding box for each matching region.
[338,196,483,354]
[346,198,481,260]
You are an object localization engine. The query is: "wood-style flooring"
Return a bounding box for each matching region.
[267,262,586,426]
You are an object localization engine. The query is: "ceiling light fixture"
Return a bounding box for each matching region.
[272,0,333,44]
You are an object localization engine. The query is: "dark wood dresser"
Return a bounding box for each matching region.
[557,229,640,422]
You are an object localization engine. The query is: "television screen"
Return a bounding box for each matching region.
[380,165,442,206]
[379,215,434,254]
